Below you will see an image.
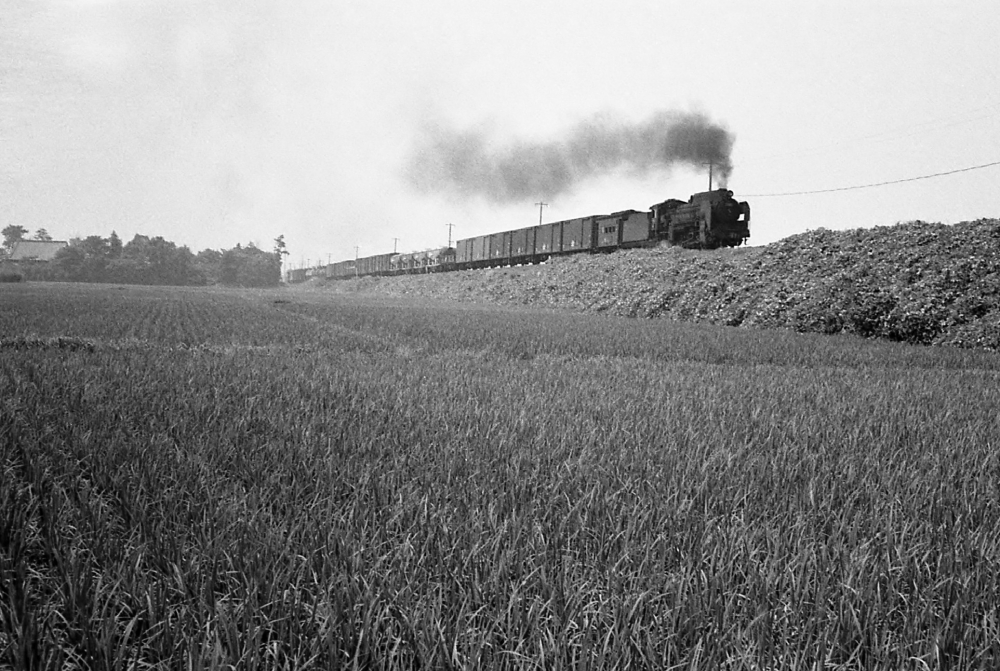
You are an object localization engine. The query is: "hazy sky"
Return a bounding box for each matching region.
[4,1,1000,266]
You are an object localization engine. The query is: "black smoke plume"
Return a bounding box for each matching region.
[405,111,734,202]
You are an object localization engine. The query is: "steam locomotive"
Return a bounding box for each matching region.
[287,188,750,282]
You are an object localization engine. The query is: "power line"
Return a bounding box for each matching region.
[740,159,1000,198]
[754,101,1000,163]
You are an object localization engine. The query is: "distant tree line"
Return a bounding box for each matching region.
[1,226,288,287]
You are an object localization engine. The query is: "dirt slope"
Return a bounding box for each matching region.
[327,218,1000,350]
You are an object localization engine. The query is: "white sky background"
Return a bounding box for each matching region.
[3,0,1000,266]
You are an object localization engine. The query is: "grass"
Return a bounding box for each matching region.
[2,282,1000,669]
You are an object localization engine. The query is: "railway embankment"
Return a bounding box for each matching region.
[326,218,1000,350]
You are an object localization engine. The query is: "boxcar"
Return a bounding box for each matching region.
[561,217,596,253]
[510,226,536,262]
[472,235,490,264]
[489,232,510,265]
[455,239,474,266]
[535,222,561,255]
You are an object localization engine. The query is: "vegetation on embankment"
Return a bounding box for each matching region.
[330,218,1000,350]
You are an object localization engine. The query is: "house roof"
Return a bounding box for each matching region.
[8,240,68,261]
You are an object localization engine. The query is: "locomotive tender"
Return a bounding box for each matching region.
[290,188,749,282]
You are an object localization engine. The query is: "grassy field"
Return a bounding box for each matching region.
[3,281,1000,669]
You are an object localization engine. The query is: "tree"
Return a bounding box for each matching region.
[109,231,123,259]
[195,249,223,285]
[273,235,290,274]
[33,228,53,241]
[220,244,281,287]
[118,234,202,285]
[2,225,28,252]
[50,233,203,286]
[273,235,289,257]
[74,236,111,281]
[51,245,87,280]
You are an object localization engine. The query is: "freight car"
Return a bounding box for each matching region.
[284,268,307,283]
[312,188,749,281]
[389,247,455,275]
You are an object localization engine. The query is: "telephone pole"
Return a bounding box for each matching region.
[446,223,455,247]
[535,201,548,225]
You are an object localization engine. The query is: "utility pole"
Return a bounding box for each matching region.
[702,162,715,191]
[446,223,455,247]
[354,245,359,277]
[535,201,548,226]
[392,237,399,253]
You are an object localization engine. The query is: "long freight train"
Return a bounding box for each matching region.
[286,188,749,283]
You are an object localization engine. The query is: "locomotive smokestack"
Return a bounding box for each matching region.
[405,110,734,203]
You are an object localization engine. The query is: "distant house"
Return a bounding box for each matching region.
[8,240,68,262]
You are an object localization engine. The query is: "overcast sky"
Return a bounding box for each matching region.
[4,1,1000,266]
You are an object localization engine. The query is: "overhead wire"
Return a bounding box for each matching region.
[752,101,1000,163]
[739,101,1000,197]
[739,160,1000,197]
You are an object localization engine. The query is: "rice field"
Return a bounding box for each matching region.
[3,281,1000,669]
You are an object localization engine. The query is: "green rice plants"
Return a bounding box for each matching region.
[3,282,1000,668]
